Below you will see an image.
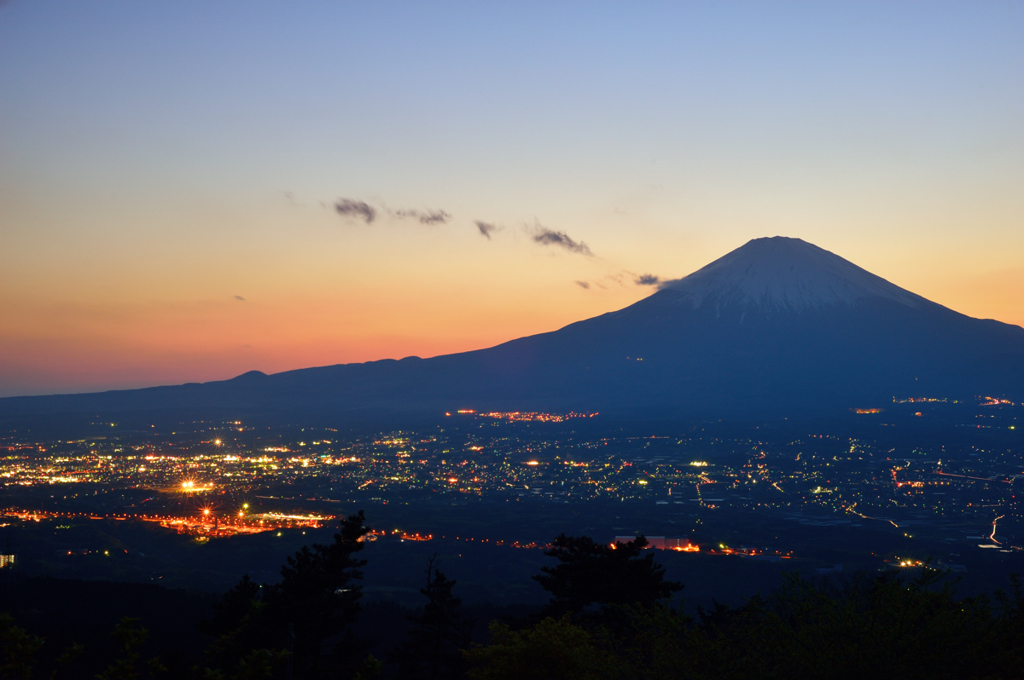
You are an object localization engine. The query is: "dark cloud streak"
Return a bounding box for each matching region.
[475,221,499,239]
[418,210,450,225]
[634,274,660,286]
[395,209,450,225]
[334,199,376,224]
[333,198,453,226]
[532,225,593,256]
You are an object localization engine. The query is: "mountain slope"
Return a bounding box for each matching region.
[657,236,930,311]
[3,237,1023,420]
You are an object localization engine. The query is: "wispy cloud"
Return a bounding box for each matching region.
[572,272,662,292]
[233,295,246,301]
[475,220,500,239]
[333,197,453,225]
[334,199,376,224]
[395,209,451,225]
[531,224,593,256]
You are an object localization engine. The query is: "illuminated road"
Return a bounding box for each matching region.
[990,515,1005,545]
[935,471,1008,484]
[844,503,900,528]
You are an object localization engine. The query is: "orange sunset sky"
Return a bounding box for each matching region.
[1,2,1022,397]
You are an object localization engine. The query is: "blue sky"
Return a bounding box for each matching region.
[1,1,1022,396]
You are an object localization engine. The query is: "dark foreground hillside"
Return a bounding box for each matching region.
[3,513,1024,679]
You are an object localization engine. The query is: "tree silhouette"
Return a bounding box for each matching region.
[96,617,167,680]
[202,510,371,680]
[200,574,261,640]
[534,534,682,618]
[390,556,474,680]
[684,570,1001,680]
[0,613,43,680]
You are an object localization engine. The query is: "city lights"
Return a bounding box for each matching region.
[1,401,1022,563]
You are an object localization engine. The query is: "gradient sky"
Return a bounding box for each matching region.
[1,1,1022,397]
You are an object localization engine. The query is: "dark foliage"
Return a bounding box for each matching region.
[203,510,371,680]
[684,570,997,680]
[96,617,167,680]
[534,534,682,618]
[390,556,474,680]
[469,566,1024,680]
[199,574,261,640]
[10,521,1024,680]
[0,612,43,680]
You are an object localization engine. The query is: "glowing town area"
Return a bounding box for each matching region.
[0,398,1021,592]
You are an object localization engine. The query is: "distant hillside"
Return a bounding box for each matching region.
[4,237,1023,422]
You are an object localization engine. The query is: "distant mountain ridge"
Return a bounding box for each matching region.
[3,237,1023,421]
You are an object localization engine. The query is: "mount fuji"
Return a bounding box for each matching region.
[4,237,1024,421]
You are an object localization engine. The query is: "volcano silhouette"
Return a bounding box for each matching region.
[5,237,1024,419]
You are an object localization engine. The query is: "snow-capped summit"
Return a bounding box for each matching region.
[659,236,928,312]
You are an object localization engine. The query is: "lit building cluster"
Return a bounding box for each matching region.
[2,416,1022,523]
[0,398,1021,555]
[455,411,599,423]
